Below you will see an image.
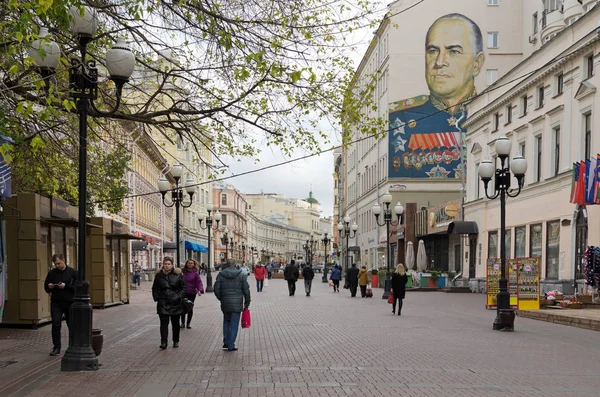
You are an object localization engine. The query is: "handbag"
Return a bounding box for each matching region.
[182,298,194,313]
[329,281,334,287]
[387,293,394,304]
[241,309,251,328]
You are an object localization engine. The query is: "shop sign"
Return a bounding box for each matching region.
[112,220,128,234]
[428,201,460,233]
[51,197,71,219]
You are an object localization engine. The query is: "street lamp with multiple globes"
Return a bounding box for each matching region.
[220,228,231,261]
[321,232,331,283]
[337,216,358,274]
[158,164,196,268]
[305,232,317,266]
[29,6,135,372]
[478,135,527,331]
[373,192,404,300]
[197,204,221,293]
[241,241,247,264]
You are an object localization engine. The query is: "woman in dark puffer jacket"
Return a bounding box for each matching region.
[152,257,186,350]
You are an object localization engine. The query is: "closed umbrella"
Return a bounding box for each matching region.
[405,242,415,270]
[416,240,427,272]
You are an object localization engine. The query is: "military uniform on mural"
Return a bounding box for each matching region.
[389,93,472,179]
[388,12,485,180]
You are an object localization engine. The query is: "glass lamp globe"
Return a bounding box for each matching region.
[157,177,170,193]
[105,37,136,84]
[511,155,528,176]
[394,202,404,216]
[495,135,512,157]
[478,160,495,179]
[29,27,60,70]
[382,191,392,204]
[372,203,382,216]
[69,6,98,37]
[214,211,222,222]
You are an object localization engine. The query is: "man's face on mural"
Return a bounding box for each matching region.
[425,19,484,103]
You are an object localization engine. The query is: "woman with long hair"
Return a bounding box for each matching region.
[391,263,408,316]
[181,259,204,329]
[152,257,186,349]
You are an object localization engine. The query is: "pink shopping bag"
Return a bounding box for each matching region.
[241,309,251,328]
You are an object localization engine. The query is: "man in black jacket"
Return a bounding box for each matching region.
[346,263,360,297]
[301,265,315,297]
[44,254,78,356]
[283,260,299,296]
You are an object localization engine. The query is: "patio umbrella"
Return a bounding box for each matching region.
[416,240,427,272]
[405,242,415,270]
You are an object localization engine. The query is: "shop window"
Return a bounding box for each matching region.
[515,226,526,258]
[488,231,498,258]
[546,220,560,279]
[530,224,543,259]
[505,229,512,259]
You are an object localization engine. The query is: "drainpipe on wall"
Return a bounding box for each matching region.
[456,111,467,285]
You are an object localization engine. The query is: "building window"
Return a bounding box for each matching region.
[553,126,560,176]
[506,105,513,124]
[530,224,543,259]
[486,69,498,85]
[521,95,528,116]
[556,73,564,96]
[488,231,498,258]
[221,214,227,226]
[546,220,560,279]
[584,113,592,159]
[493,112,500,131]
[544,0,562,12]
[533,12,538,34]
[520,142,526,157]
[537,86,545,108]
[475,163,481,199]
[515,226,526,258]
[487,32,499,48]
[221,193,227,206]
[535,135,542,182]
[587,54,594,79]
[488,0,499,5]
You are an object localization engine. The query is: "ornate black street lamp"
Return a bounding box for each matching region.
[321,232,331,282]
[241,241,247,264]
[30,7,135,372]
[197,203,221,293]
[337,216,358,275]
[478,135,527,331]
[221,228,231,261]
[373,192,404,300]
[158,164,196,268]
[306,232,316,266]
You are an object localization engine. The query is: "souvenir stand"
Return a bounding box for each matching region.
[583,246,600,299]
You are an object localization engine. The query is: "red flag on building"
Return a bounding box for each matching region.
[576,160,586,204]
[569,163,578,203]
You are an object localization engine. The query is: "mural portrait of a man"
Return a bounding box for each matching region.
[389,13,485,179]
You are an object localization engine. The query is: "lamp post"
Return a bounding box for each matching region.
[158,165,196,269]
[230,239,235,259]
[221,228,230,262]
[373,192,404,300]
[242,242,247,265]
[479,135,527,331]
[30,7,135,372]
[197,204,221,293]
[321,232,331,283]
[337,216,358,275]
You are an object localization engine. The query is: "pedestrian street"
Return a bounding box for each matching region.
[1,275,600,397]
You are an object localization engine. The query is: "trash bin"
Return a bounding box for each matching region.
[406,274,413,288]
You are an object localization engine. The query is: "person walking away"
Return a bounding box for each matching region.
[357,265,370,298]
[346,263,359,297]
[330,265,342,292]
[254,263,267,292]
[284,260,300,296]
[180,259,204,329]
[44,254,78,356]
[302,265,315,297]
[391,263,409,315]
[267,263,273,280]
[214,260,251,351]
[152,257,186,349]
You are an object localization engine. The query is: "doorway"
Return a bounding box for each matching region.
[469,235,477,279]
[574,206,588,280]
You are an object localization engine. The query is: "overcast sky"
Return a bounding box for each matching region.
[220,7,381,218]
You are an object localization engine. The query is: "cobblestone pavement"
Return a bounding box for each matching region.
[1,275,600,397]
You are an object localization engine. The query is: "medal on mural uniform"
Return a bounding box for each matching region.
[447,116,457,127]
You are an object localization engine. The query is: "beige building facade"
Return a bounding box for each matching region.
[464,1,600,293]
[342,0,531,272]
[212,183,248,264]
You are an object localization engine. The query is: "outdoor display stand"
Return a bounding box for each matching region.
[487,257,539,310]
[516,257,540,310]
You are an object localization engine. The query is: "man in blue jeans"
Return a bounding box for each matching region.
[214,260,251,351]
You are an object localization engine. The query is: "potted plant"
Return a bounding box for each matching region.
[370,268,379,288]
[429,270,439,288]
[378,268,387,288]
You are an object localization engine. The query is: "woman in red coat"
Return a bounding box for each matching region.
[254,264,267,292]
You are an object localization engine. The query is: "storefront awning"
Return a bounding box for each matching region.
[107,233,144,240]
[40,217,102,228]
[447,221,478,235]
[185,241,208,253]
[163,242,177,250]
[348,246,361,252]
[131,241,148,250]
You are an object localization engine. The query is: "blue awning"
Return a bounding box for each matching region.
[185,241,208,253]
